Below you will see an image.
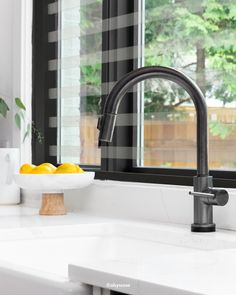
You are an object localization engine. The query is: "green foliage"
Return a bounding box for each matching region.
[81,64,101,86]
[14,113,21,130]
[15,97,26,111]
[14,97,26,132]
[32,121,44,144]
[15,98,44,144]
[209,121,236,139]
[80,64,101,113]
[80,1,102,114]
[82,0,236,139]
[0,96,43,144]
[23,123,31,143]
[143,0,236,139]
[143,79,189,119]
[0,98,9,118]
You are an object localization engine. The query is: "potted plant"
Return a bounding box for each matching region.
[0,97,42,204]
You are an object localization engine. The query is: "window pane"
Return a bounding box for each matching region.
[57,0,102,165]
[141,0,236,169]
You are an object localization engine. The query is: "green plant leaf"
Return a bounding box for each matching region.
[0,98,10,118]
[18,110,25,121]
[32,121,44,144]
[15,97,26,111]
[15,113,21,129]
[23,123,31,142]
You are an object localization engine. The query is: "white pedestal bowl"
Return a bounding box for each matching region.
[14,172,95,215]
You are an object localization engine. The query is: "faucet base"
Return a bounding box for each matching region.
[191,223,216,232]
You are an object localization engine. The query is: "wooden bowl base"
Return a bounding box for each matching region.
[39,193,66,215]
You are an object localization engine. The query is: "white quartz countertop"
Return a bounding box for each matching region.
[1,206,236,294]
[69,244,236,295]
[0,206,112,281]
[68,220,236,295]
[0,205,110,228]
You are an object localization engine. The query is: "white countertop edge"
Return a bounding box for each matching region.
[68,265,202,295]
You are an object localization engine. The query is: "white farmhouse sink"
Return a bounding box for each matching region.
[1,221,236,295]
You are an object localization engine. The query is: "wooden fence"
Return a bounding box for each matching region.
[80,107,236,169]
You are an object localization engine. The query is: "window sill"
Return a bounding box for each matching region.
[92,169,236,188]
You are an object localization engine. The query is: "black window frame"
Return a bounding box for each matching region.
[32,0,236,188]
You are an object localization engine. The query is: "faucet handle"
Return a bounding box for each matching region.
[208,188,229,206]
[189,189,229,206]
[189,191,214,198]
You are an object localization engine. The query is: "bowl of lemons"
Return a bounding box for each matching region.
[14,163,94,191]
[14,163,95,215]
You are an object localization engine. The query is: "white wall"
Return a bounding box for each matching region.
[22,180,236,231]
[0,0,15,147]
[0,0,32,162]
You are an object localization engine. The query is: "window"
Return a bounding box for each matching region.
[54,0,102,165]
[33,0,236,187]
[33,0,140,169]
[140,0,236,170]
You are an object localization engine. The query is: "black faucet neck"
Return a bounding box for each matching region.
[99,66,209,177]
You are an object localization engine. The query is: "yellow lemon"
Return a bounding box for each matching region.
[31,164,54,174]
[39,163,57,172]
[76,165,84,173]
[55,163,83,174]
[19,164,36,174]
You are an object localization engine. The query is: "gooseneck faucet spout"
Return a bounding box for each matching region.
[98,66,229,232]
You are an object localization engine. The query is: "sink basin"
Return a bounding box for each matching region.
[1,221,236,295]
[1,221,236,275]
[64,222,236,295]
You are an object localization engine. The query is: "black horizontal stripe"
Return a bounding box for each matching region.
[102,59,139,83]
[102,25,138,51]
[103,0,138,19]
